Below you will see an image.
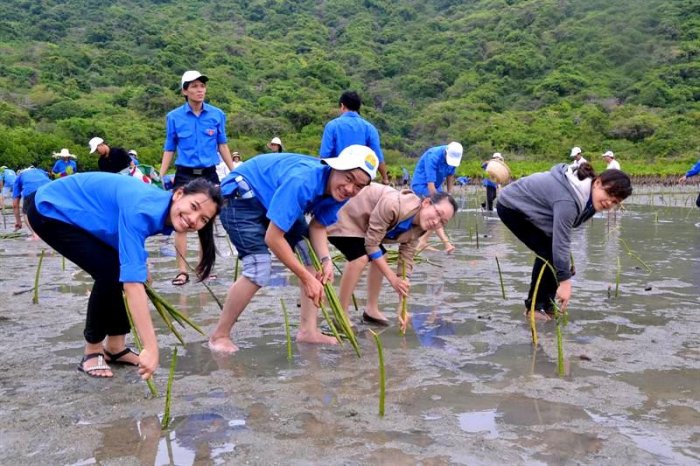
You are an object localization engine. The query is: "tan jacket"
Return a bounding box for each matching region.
[327,183,424,273]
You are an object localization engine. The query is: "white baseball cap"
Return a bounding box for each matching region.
[322,145,378,181]
[88,137,104,154]
[570,146,582,157]
[492,152,504,161]
[602,150,614,158]
[181,70,208,90]
[445,142,463,167]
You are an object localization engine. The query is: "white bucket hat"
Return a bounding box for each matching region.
[602,150,614,159]
[570,146,582,157]
[181,70,208,90]
[267,137,284,151]
[445,142,463,167]
[492,152,504,161]
[52,148,77,159]
[322,145,378,181]
[128,149,138,157]
[88,137,104,154]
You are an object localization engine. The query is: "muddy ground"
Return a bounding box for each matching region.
[0,186,698,465]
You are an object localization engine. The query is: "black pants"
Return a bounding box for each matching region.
[485,185,497,211]
[496,203,558,312]
[27,194,130,343]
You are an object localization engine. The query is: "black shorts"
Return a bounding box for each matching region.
[173,166,219,188]
[328,236,386,262]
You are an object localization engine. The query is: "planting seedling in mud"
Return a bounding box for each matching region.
[27,173,222,379]
[327,184,457,329]
[208,145,377,353]
[496,163,632,321]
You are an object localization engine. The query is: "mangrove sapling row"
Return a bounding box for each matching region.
[32,249,45,305]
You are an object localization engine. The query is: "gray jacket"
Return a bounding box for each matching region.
[498,164,594,281]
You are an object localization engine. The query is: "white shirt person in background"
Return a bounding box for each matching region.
[569,146,587,172]
[602,151,620,170]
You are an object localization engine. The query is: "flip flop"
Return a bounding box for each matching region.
[362,311,390,327]
[171,272,189,286]
[77,353,113,378]
[104,348,140,366]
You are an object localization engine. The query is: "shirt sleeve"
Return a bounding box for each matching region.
[319,122,336,158]
[12,175,22,198]
[397,237,418,276]
[365,195,399,258]
[217,110,228,145]
[366,125,384,163]
[686,160,700,178]
[117,209,150,283]
[163,113,178,152]
[551,200,577,282]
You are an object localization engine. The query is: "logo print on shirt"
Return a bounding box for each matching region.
[207,129,215,136]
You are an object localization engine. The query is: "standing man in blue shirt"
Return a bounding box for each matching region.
[320,91,389,184]
[209,145,378,353]
[12,166,51,240]
[411,142,463,253]
[159,70,235,285]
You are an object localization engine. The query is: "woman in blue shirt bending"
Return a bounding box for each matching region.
[27,173,223,379]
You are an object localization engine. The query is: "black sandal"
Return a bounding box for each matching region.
[105,348,140,366]
[171,272,189,286]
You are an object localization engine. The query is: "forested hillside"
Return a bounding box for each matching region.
[0,0,698,175]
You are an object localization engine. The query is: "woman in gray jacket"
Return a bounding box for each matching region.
[496,163,632,320]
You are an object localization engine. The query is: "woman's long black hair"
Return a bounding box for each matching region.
[178,178,224,281]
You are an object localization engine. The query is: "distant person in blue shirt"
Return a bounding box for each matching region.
[320,91,389,184]
[411,142,463,253]
[679,157,700,208]
[27,173,223,380]
[12,166,51,239]
[209,145,379,354]
[159,70,235,285]
[1,165,17,199]
[51,148,78,178]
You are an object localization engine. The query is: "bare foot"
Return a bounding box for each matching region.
[296,329,339,345]
[208,336,240,353]
[524,310,552,322]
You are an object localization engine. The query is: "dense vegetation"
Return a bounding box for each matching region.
[0,0,698,177]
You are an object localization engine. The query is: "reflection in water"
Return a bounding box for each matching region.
[411,304,456,350]
[91,413,245,466]
[457,409,499,438]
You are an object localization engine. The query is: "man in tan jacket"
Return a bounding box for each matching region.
[328,184,457,329]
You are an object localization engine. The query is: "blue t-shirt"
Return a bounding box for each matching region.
[13,168,51,198]
[163,102,228,168]
[52,159,77,177]
[411,145,456,196]
[319,112,384,162]
[35,173,174,283]
[1,168,17,190]
[685,160,700,178]
[220,153,346,232]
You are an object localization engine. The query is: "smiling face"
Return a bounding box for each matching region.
[327,168,371,201]
[418,198,455,231]
[591,178,622,212]
[182,79,207,104]
[168,189,218,233]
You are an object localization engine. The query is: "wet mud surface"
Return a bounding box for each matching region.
[0,186,698,465]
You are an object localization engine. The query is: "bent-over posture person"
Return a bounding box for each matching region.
[496,163,632,321]
[209,145,378,353]
[27,173,222,379]
[12,166,51,240]
[327,185,457,329]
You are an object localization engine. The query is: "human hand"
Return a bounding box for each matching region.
[678,175,687,185]
[391,276,410,298]
[317,259,334,285]
[302,273,324,307]
[138,347,159,380]
[556,280,572,311]
[397,306,410,333]
[14,221,22,230]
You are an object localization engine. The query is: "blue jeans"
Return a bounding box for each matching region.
[220,196,309,259]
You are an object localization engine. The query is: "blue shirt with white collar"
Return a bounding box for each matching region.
[163,101,228,168]
[34,173,174,283]
[411,145,455,196]
[220,153,346,232]
[319,111,384,162]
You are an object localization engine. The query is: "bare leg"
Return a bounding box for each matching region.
[296,265,338,345]
[174,231,188,275]
[337,256,369,318]
[209,276,260,353]
[24,213,40,241]
[104,334,139,365]
[365,262,388,321]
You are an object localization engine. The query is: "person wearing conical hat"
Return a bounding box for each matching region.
[51,148,78,178]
